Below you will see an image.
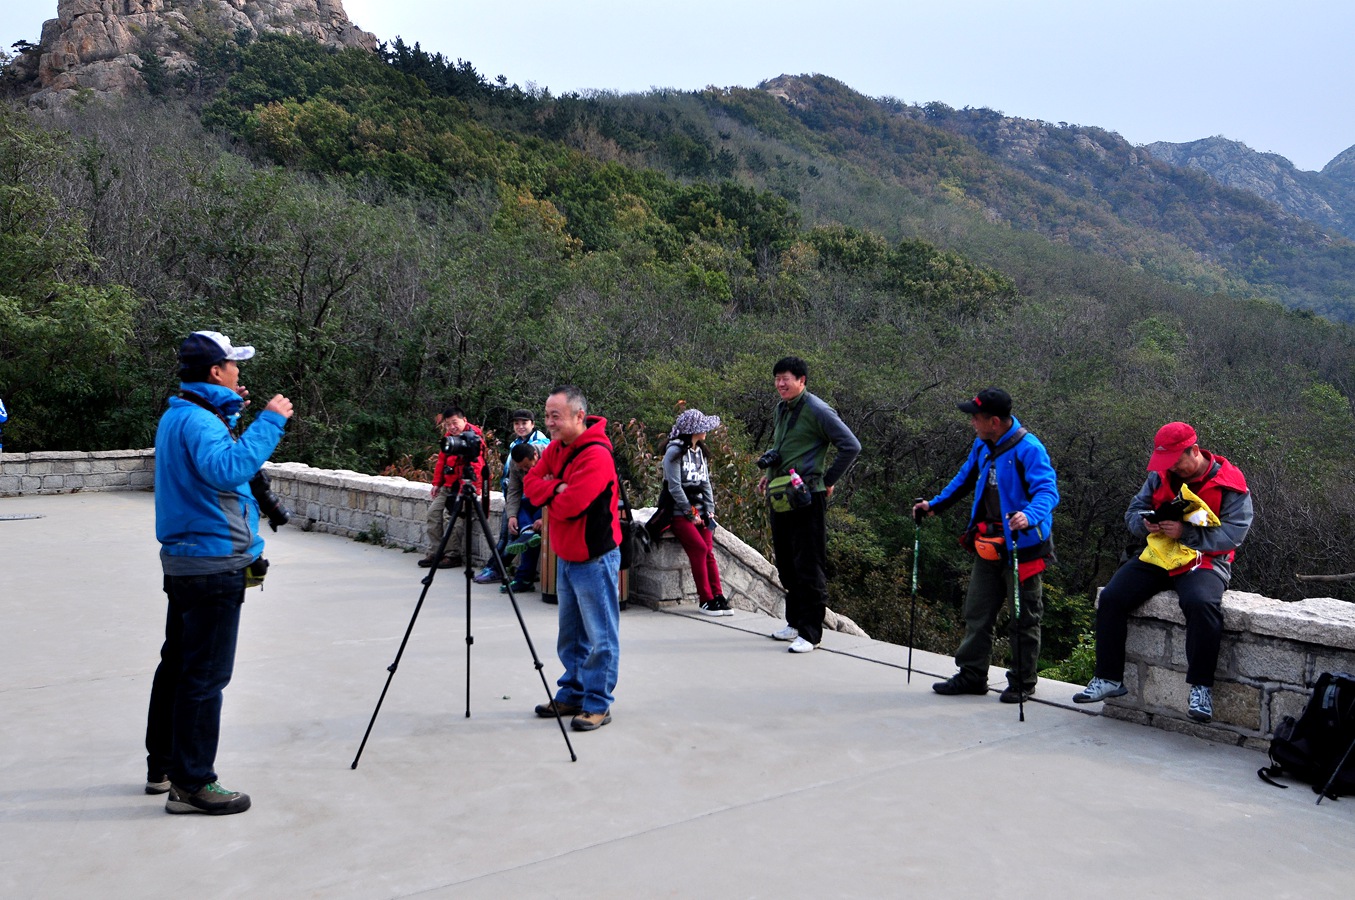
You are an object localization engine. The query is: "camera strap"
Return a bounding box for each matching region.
[770,395,806,459]
[177,389,237,440]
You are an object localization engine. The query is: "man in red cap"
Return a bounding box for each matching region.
[1073,422,1252,723]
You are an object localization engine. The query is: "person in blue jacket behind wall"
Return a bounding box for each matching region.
[145,331,293,816]
[0,395,8,451]
[914,387,1059,704]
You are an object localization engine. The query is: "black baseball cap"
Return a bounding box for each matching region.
[957,387,1011,418]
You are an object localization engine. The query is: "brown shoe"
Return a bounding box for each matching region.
[435,556,461,569]
[570,710,612,731]
[535,700,584,718]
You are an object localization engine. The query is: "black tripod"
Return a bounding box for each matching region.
[351,478,576,766]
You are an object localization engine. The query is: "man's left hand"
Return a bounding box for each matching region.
[1157,520,1184,540]
[1008,511,1029,531]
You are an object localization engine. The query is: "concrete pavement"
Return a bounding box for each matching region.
[1,491,1349,898]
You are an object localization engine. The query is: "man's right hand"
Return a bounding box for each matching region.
[264,394,294,419]
[757,475,768,495]
[912,499,930,523]
[508,519,519,536]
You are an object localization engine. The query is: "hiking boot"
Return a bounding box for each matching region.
[417,555,437,568]
[165,781,251,816]
[1188,685,1214,722]
[698,599,724,616]
[435,556,461,569]
[505,530,541,555]
[570,710,612,731]
[535,699,584,718]
[933,675,988,696]
[501,580,535,593]
[145,774,170,795]
[788,636,818,653]
[770,625,798,641]
[472,566,500,584]
[1000,684,1035,704]
[1073,677,1128,704]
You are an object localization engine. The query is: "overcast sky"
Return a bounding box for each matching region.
[4,1,1351,172]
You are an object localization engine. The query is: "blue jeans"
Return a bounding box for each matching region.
[145,569,245,791]
[554,548,621,714]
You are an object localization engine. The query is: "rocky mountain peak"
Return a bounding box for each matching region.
[9,0,377,106]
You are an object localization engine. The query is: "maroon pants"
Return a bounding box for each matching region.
[670,517,723,603]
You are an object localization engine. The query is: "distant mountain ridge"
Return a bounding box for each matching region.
[746,74,1355,317]
[1145,136,1355,239]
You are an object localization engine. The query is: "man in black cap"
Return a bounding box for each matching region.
[914,387,1059,702]
[146,331,292,815]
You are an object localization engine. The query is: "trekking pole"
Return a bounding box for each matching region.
[908,499,923,683]
[1008,514,1025,723]
[1316,728,1355,805]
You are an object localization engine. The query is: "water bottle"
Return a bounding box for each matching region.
[789,468,805,490]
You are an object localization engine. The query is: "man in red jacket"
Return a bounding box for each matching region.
[524,386,621,732]
[419,406,485,568]
[1073,421,1252,723]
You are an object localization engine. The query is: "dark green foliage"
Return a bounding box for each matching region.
[5,38,1355,680]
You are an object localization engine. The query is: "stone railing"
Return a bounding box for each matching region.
[1103,591,1355,749]
[263,461,494,561]
[13,451,1350,749]
[0,449,155,496]
[631,516,866,636]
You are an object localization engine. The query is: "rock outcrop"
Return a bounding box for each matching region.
[8,0,377,106]
[1147,136,1355,239]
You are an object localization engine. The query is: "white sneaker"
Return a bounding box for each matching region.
[771,625,798,641]
[1072,676,1128,704]
[788,636,817,653]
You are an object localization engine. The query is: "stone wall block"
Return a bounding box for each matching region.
[1266,688,1312,732]
[1311,650,1355,680]
[1233,639,1306,684]
[1125,622,1167,664]
[1213,681,1261,730]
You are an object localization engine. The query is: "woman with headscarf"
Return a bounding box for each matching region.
[656,408,731,616]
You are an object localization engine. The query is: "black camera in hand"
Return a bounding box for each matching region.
[250,470,292,532]
[756,448,782,470]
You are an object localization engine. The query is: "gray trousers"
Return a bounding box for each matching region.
[425,490,468,560]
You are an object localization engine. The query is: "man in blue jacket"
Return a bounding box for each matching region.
[145,331,292,815]
[914,387,1059,703]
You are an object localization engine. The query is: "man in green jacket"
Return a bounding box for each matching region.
[757,356,861,653]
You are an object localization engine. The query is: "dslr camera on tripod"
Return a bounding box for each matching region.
[442,430,483,468]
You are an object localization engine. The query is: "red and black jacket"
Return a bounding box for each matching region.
[524,416,621,563]
[432,423,485,492]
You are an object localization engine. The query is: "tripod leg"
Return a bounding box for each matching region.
[467,493,577,761]
[351,486,465,769]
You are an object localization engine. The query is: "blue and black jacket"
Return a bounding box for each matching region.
[927,416,1059,559]
[155,382,287,575]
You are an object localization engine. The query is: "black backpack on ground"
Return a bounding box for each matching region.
[1258,671,1355,802]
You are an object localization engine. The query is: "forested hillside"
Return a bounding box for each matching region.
[4,32,1355,675]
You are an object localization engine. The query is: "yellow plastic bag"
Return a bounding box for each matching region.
[1138,484,1220,571]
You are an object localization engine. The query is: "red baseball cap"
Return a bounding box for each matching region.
[1148,421,1197,471]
